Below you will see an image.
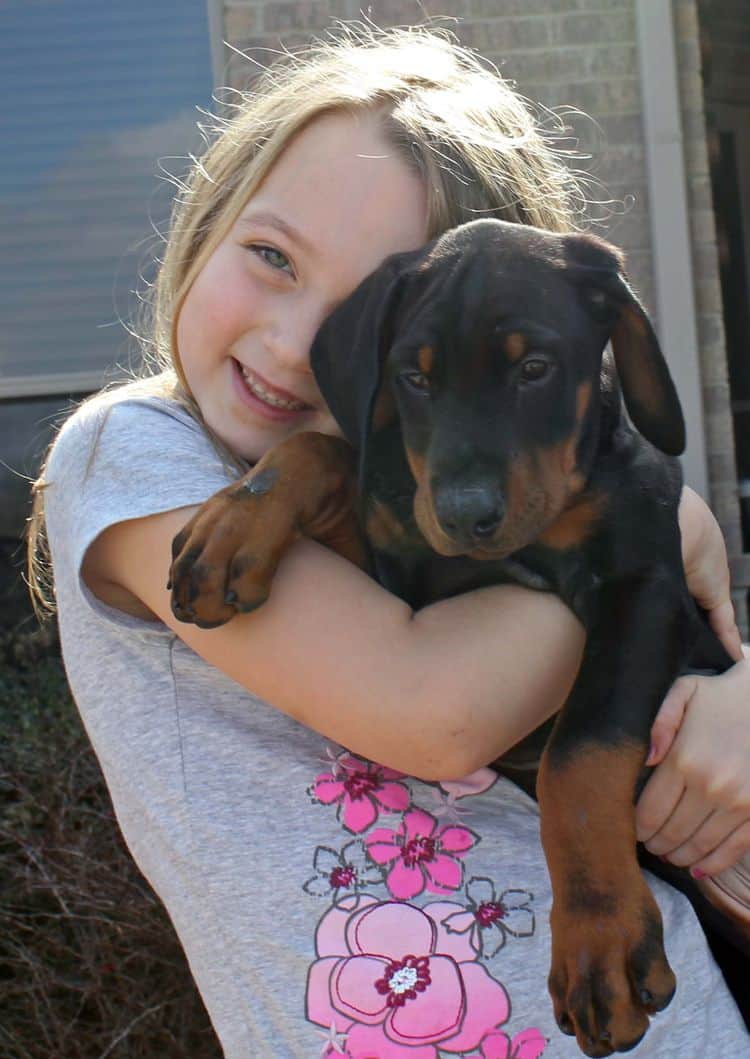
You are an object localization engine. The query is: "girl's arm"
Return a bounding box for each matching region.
[83,505,585,781]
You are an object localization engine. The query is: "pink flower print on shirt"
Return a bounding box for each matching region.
[438,877,535,958]
[307,896,510,1058]
[467,1027,548,1059]
[426,768,499,824]
[311,755,410,834]
[304,840,385,899]
[365,808,479,900]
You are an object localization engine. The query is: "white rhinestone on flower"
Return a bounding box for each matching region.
[389,966,419,994]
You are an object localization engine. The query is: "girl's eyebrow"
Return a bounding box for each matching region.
[236,210,314,253]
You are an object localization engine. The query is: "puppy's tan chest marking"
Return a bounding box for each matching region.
[538,491,607,550]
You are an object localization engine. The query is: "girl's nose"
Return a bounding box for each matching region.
[263,305,327,373]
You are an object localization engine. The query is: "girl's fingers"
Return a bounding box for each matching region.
[659,808,746,869]
[689,820,750,880]
[635,763,686,844]
[645,676,696,768]
[641,787,713,857]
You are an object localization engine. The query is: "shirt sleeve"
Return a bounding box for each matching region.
[44,392,239,624]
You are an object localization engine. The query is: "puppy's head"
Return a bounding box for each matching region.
[311,218,684,559]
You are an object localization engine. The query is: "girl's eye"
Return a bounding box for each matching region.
[399,369,431,395]
[249,244,293,275]
[519,357,551,383]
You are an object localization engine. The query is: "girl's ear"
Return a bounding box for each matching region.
[563,233,686,457]
[310,247,424,463]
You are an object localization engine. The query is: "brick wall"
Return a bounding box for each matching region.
[222,1,653,298]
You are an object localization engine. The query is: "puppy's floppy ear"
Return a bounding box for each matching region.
[310,247,423,461]
[563,233,686,456]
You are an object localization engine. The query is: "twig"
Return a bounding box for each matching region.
[96,1002,166,1059]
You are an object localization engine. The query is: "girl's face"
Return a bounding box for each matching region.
[176,111,429,462]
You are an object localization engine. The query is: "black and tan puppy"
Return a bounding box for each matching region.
[169,219,736,1056]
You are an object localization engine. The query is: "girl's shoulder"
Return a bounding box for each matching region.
[46,378,216,485]
[43,378,237,547]
[52,379,198,455]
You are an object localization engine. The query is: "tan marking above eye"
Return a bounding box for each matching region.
[417,345,434,375]
[504,332,526,361]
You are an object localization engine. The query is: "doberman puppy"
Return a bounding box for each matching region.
[169,219,737,1056]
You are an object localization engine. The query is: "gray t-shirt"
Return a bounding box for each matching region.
[44,388,748,1058]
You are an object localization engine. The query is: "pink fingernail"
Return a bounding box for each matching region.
[690,868,706,880]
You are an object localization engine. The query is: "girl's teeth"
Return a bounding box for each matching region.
[240,366,306,410]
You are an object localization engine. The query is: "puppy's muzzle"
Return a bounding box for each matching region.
[433,479,505,547]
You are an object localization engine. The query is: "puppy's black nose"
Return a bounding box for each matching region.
[434,485,504,544]
[473,510,502,538]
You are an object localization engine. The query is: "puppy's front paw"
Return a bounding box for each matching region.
[169,469,293,626]
[549,877,675,1056]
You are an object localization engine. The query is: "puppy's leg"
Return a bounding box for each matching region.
[169,432,366,627]
[538,574,693,1057]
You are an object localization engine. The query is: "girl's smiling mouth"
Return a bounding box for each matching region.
[231,359,313,419]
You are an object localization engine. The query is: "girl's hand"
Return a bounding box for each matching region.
[678,486,744,661]
[635,650,750,878]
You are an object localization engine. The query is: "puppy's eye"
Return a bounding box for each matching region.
[399,370,431,394]
[519,357,551,383]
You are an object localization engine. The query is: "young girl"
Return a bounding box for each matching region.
[31,25,750,1058]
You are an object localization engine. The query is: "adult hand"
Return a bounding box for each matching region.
[636,652,750,879]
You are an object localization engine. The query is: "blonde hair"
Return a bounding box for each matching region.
[29,21,586,613]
